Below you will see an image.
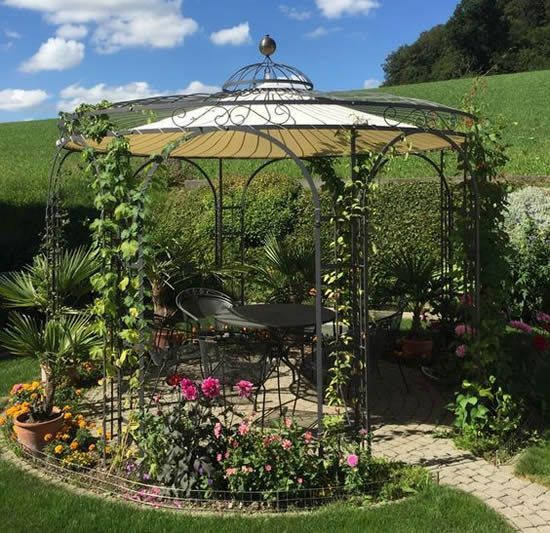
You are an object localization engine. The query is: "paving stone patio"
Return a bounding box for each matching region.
[367,360,550,532]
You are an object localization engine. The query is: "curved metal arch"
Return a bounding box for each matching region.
[45,144,80,318]
[363,127,480,329]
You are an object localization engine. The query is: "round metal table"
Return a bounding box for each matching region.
[214,303,336,331]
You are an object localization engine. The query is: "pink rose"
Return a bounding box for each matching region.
[235,380,254,398]
[214,421,222,439]
[347,454,359,468]
[297,478,303,484]
[265,464,272,472]
[238,422,249,436]
[454,324,472,337]
[455,344,468,358]
[201,377,221,399]
[284,418,292,429]
[303,431,313,443]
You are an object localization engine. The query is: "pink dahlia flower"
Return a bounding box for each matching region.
[180,378,198,401]
[235,380,254,398]
[201,377,221,398]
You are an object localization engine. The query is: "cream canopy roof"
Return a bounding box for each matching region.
[62,40,472,160]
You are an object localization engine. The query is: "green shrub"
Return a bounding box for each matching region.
[503,186,550,319]
[448,375,526,458]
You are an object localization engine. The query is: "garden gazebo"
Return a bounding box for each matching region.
[47,35,480,438]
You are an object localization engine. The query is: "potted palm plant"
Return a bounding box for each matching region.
[228,234,316,304]
[385,251,443,360]
[0,247,100,450]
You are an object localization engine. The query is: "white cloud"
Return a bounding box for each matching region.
[57,80,220,111]
[20,37,85,72]
[316,0,380,18]
[0,88,49,111]
[363,79,381,89]
[4,0,198,52]
[279,5,311,20]
[4,29,21,39]
[180,80,220,94]
[305,26,341,39]
[93,12,198,53]
[56,24,88,39]
[210,22,251,46]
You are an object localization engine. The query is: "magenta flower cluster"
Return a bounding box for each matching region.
[166,374,256,402]
[509,320,533,334]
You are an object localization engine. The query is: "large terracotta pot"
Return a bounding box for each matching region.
[13,408,64,452]
[402,338,433,361]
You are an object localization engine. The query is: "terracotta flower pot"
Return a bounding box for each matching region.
[402,338,433,361]
[13,408,64,452]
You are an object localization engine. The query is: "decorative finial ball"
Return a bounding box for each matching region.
[259,35,276,57]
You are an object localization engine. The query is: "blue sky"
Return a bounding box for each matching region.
[0,0,460,122]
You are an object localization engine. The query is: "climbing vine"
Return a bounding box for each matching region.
[456,78,511,382]
[60,103,157,388]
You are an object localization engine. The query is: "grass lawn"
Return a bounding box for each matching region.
[0,354,38,398]
[0,455,511,533]
[515,439,550,488]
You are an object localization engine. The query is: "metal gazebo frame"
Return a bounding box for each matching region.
[45,36,480,440]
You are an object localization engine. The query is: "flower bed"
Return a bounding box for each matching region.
[1,376,432,510]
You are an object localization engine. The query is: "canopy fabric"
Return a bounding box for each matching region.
[64,89,466,159]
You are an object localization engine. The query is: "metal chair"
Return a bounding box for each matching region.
[176,287,234,334]
[147,313,199,400]
[176,287,234,376]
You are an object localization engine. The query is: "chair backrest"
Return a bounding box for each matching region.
[175,287,234,323]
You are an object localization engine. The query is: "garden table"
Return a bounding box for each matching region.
[214,303,335,331]
[213,304,336,418]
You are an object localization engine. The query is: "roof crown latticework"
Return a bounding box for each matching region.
[60,35,475,159]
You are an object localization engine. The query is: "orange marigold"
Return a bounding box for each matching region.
[63,412,72,420]
[70,441,78,450]
[44,433,53,442]
[54,444,63,454]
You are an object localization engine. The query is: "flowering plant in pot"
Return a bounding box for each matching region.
[385,251,444,360]
[0,314,100,450]
[0,247,100,450]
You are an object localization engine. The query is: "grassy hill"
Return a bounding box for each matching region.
[0,69,549,208]
[339,69,550,179]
